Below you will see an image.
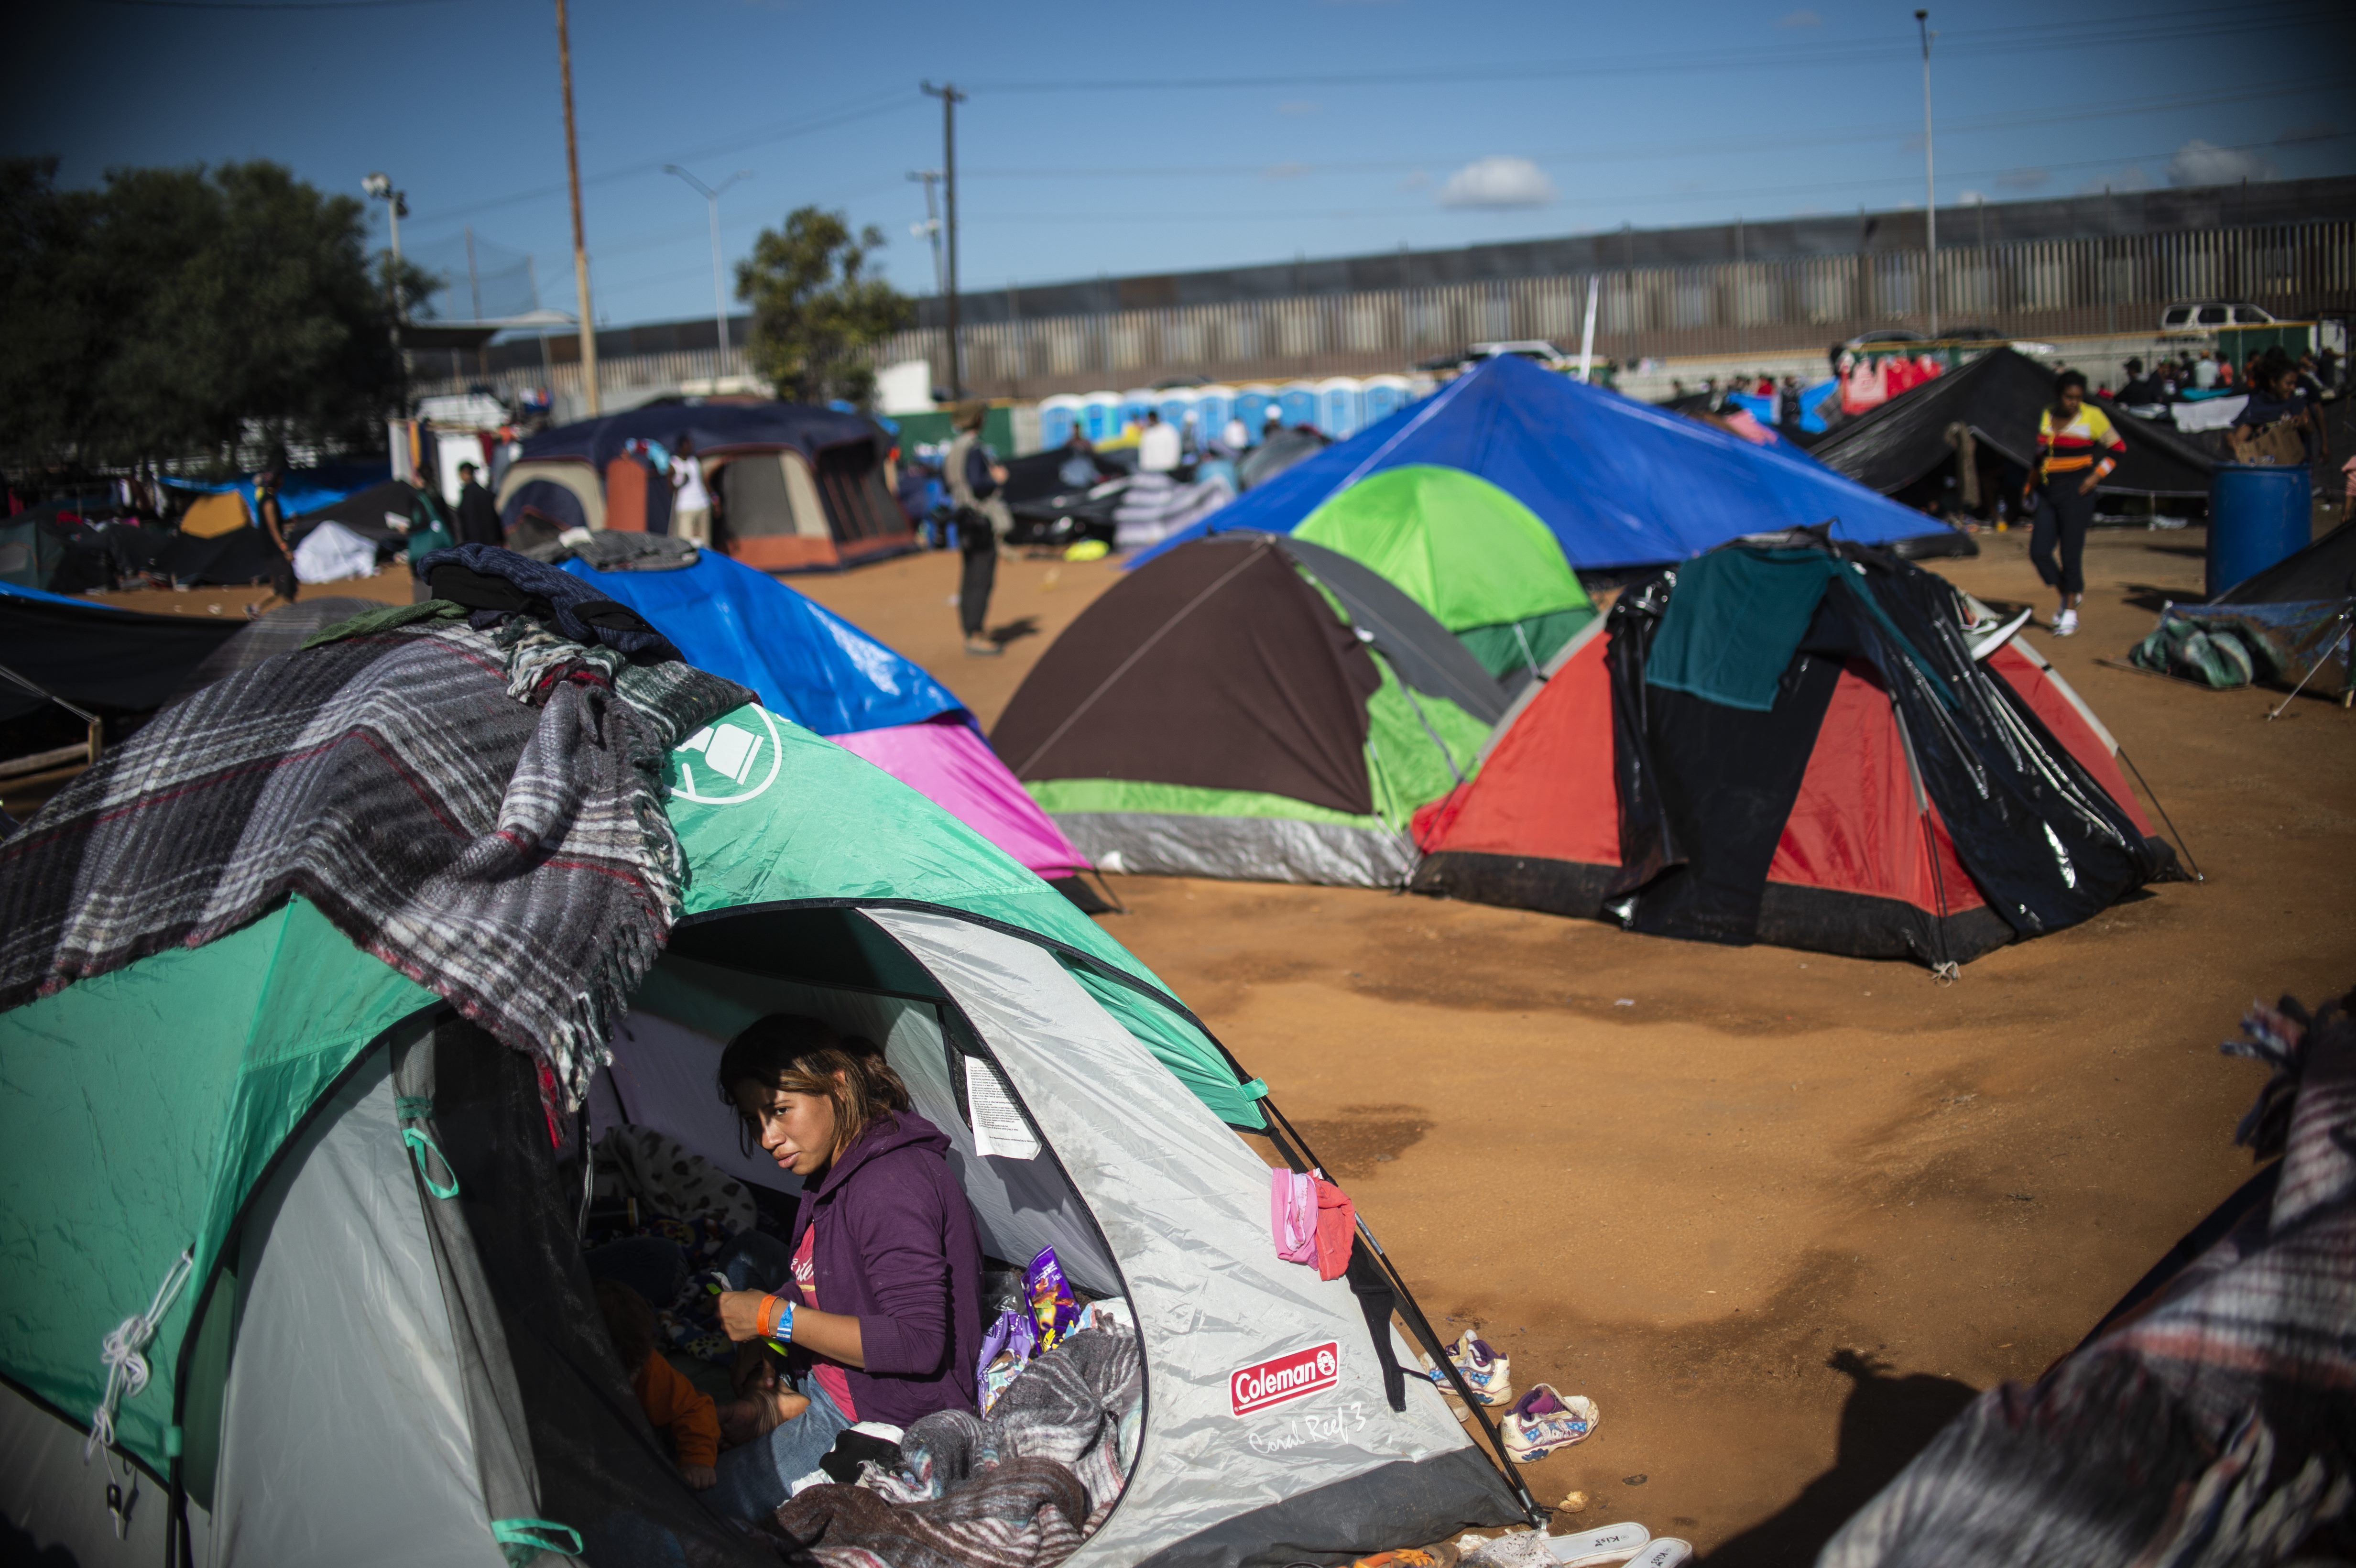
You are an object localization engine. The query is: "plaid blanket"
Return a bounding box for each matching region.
[0,615,751,1101]
[781,1326,1144,1568]
[1820,990,2356,1568]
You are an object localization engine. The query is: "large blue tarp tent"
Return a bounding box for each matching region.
[1134,354,1964,570]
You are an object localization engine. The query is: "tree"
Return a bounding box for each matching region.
[735,207,912,407]
[0,157,405,473]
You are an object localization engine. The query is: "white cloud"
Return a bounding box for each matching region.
[1438,156,1556,209]
[2168,139,2272,187]
[1778,8,1822,24]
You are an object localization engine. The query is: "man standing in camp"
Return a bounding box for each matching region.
[454,461,503,547]
[251,466,299,614]
[946,403,1011,657]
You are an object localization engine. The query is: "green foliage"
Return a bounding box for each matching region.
[0,157,404,471]
[735,206,912,408]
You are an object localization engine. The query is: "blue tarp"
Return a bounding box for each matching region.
[1133,355,1957,571]
[157,462,388,523]
[0,578,128,611]
[521,403,880,471]
[560,551,962,735]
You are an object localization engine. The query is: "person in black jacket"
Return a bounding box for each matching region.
[454,462,504,547]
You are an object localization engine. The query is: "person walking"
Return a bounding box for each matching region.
[2025,370,2123,638]
[453,461,503,547]
[671,436,711,546]
[1137,408,1181,473]
[945,404,1010,657]
[249,466,299,615]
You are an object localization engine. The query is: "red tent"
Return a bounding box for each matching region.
[1413,597,2168,965]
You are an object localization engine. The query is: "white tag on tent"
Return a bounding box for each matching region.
[964,1056,1041,1161]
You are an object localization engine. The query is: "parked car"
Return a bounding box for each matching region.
[2160,302,2278,332]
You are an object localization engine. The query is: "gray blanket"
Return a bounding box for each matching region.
[0,613,751,1101]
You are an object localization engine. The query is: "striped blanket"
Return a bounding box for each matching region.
[1820,990,2356,1568]
[0,612,751,1101]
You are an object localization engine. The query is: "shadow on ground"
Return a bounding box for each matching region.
[1701,1350,1978,1567]
[987,615,1042,648]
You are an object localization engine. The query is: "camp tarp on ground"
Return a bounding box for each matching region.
[502,402,917,573]
[1291,464,1595,685]
[0,690,1527,1568]
[1412,538,2175,965]
[1132,354,1971,573]
[560,549,1092,882]
[1807,347,2216,501]
[993,533,1500,888]
[2129,516,2356,696]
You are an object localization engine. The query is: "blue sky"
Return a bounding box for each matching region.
[7,0,2348,330]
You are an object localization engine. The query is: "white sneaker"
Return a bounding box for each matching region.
[1501,1383,1599,1461]
[1448,1331,1514,1406]
[2054,609,2078,637]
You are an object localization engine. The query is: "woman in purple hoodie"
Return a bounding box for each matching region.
[704,1015,984,1520]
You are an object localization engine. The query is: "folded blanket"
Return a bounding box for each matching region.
[783,1326,1144,1568]
[0,614,752,1100]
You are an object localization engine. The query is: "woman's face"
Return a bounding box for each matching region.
[2059,385,2083,417]
[732,1079,840,1176]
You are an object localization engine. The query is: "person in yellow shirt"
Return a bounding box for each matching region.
[2025,370,2122,637]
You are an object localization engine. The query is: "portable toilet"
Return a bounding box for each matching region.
[1315,377,1365,439]
[1037,394,1083,452]
[1233,385,1276,444]
[1361,374,1412,426]
[1118,389,1158,436]
[1080,390,1122,442]
[1156,390,1197,438]
[1277,381,1319,431]
[1195,385,1237,447]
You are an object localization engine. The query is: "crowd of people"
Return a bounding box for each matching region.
[2112,344,2341,411]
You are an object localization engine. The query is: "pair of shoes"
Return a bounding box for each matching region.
[1448,1331,1514,1406]
[964,637,1003,656]
[2054,608,2079,637]
[1501,1384,1600,1462]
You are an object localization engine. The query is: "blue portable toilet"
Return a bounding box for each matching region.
[1315,377,1365,439]
[1361,374,1411,426]
[1037,394,1082,452]
[1277,381,1319,431]
[1080,390,1121,442]
[1195,385,1237,448]
[1156,390,1196,436]
[1118,389,1157,435]
[1233,385,1276,444]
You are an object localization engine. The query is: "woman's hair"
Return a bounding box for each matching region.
[716,1013,911,1164]
[2053,370,2089,410]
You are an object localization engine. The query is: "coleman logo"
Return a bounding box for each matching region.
[1232,1341,1340,1416]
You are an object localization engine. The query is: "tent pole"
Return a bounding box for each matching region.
[2114,743,2206,882]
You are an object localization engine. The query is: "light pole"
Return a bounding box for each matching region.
[1916,9,1938,340]
[920,82,966,398]
[907,170,945,300]
[364,172,409,407]
[665,165,753,380]
[554,0,598,414]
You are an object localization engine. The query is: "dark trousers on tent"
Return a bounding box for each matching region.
[2030,483,2097,596]
[959,530,997,638]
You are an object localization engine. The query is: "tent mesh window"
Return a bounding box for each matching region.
[811,444,903,544]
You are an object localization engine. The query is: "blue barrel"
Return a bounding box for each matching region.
[2207,464,2311,599]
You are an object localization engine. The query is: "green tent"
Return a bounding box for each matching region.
[0,701,1527,1564]
[1293,464,1594,681]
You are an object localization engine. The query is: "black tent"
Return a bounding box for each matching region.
[0,586,245,725]
[285,479,420,552]
[1811,348,2214,501]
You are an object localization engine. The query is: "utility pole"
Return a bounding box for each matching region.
[364,173,408,404]
[555,0,599,414]
[1916,9,1938,340]
[907,170,945,299]
[665,165,753,382]
[921,82,966,398]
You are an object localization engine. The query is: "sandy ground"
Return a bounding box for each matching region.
[797,525,2356,1561]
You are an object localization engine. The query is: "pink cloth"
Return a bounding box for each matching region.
[792,1226,858,1421]
[1270,1167,1356,1281]
[831,721,1088,878]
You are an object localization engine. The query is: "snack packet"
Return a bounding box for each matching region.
[1026,1247,1077,1351]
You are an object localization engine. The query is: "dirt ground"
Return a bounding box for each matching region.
[797,523,2356,1561]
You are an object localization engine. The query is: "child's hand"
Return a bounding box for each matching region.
[681,1464,717,1491]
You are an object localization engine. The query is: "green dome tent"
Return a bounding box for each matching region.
[0,703,1529,1566]
[1275,465,1594,683]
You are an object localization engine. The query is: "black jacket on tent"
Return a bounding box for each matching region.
[1811,348,2214,500]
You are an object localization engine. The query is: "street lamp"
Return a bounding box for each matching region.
[665,165,753,378]
[363,171,408,311]
[1915,10,1938,340]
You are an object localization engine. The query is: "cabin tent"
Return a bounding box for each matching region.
[1292,465,1596,685]
[499,403,915,573]
[1412,538,2177,964]
[559,548,1093,888]
[1807,347,2215,503]
[1136,353,1973,572]
[992,533,1504,888]
[0,706,1528,1568]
